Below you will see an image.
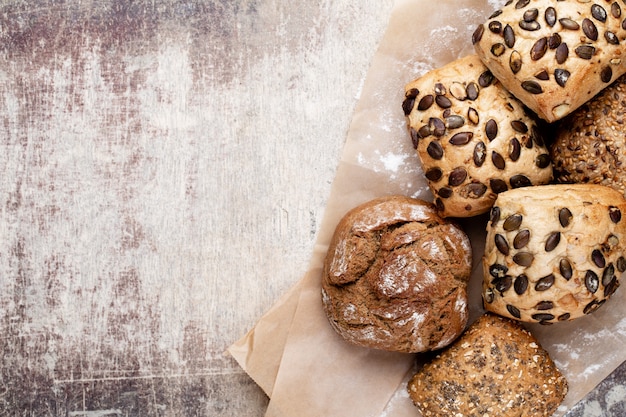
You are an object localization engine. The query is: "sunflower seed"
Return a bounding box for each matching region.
[554,68,570,87]
[448,167,468,186]
[449,131,473,146]
[575,44,596,60]
[560,258,573,280]
[492,151,506,170]
[582,18,598,40]
[507,304,522,319]
[545,7,557,26]
[495,234,510,255]
[504,214,523,231]
[591,4,607,22]
[425,167,443,181]
[555,42,569,64]
[473,141,487,166]
[585,270,599,293]
[535,273,555,291]
[510,51,523,73]
[514,274,529,294]
[522,80,543,94]
[531,37,548,60]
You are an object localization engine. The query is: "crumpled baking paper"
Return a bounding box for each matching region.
[228,0,626,415]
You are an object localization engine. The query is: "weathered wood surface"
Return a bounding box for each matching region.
[0,0,624,416]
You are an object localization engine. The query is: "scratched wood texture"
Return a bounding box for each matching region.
[0,0,394,415]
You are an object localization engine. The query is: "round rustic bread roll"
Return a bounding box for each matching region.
[403,54,553,219]
[551,74,626,195]
[322,195,472,353]
[408,313,568,417]
[482,184,626,324]
[472,0,626,122]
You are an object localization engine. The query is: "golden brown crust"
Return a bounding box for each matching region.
[482,184,626,323]
[551,74,626,195]
[408,313,568,417]
[403,55,553,218]
[472,0,626,122]
[321,195,472,353]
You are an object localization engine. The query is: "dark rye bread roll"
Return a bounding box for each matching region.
[482,184,626,324]
[402,54,553,218]
[321,195,472,353]
[472,0,626,122]
[408,313,568,417]
[551,74,626,194]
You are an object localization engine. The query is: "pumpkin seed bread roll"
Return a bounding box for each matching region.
[472,0,626,122]
[408,313,568,417]
[482,184,626,324]
[551,74,626,195]
[321,195,472,353]
[402,54,553,218]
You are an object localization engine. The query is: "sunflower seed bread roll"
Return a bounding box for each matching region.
[321,195,472,353]
[472,0,626,122]
[408,313,568,417]
[551,74,626,194]
[402,54,553,218]
[482,184,626,324]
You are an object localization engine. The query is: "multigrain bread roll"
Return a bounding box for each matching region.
[482,184,626,324]
[551,74,626,195]
[321,195,472,353]
[403,54,553,218]
[472,0,626,122]
[408,313,568,417]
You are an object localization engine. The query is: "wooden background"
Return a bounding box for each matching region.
[0,0,623,416]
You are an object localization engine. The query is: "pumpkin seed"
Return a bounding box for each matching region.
[582,18,598,41]
[545,7,557,26]
[510,174,531,188]
[554,68,570,87]
[507,304,521,319]
[514,274,529,295]
[522,80,543,94]
[418,94,434,110]
[559,18,580,30]
[591,4,607,22]
[490,179,508,194]
[535,273,555,291]
[425,167,443,182]
[509,137,521,161]
[545,232,561,252]
[513,229,530,249]
[531,37,548,60]
[503,214,523,231]
[504,24,516,48]
[575,44,595,60]
[427,140,444,160]
[601,66,613,83]
[492,151,506,170]
[485,119,498,141]
[585,270,599,293]
[495,234,510,255]
[555,42,569,64]
[449,131,473,146]
[448,167,468,186]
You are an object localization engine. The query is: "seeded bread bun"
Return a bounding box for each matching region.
[408,313,568,417]
[482,184,626,324]
[472,0,626,123]
[403,54,553,218]
[321,195,472,353]
[551,74,626,195]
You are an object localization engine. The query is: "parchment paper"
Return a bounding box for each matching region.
[228,0,626,415]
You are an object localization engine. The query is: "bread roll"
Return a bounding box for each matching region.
[551,74,626,195]
[408,313,568,417]
[472,0,626,122]
[482,184,626,324]
[403,54,553,218]
[321,195,472,353]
